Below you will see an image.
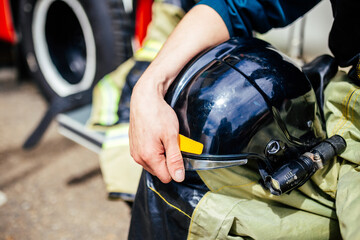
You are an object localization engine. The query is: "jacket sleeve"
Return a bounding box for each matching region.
[197,0,321,37]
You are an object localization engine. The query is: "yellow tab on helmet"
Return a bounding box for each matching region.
[179,134,203,155]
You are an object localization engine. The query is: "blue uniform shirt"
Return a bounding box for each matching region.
[197,0,360,70]
[197,0,320,37]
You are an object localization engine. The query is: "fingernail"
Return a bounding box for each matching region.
[174,169,185,182]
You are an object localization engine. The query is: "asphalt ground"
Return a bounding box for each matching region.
[0,68,131,240]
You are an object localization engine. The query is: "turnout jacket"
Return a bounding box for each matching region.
[129,1,360,240]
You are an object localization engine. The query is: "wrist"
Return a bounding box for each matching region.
[136,63,176,97]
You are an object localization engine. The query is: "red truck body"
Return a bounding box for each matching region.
[0,0,17,43]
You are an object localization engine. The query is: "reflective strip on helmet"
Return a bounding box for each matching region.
[134,39,163,61]
[179,134,204,155]
[102,124,130,149]
[97,75,120,126]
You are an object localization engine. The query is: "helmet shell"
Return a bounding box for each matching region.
[166,38,325,161]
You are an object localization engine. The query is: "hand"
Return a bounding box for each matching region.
[129,78,184,183]
[128,4,229,183]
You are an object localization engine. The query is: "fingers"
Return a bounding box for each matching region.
[163,134,184,182]
[146,155,173,183]
[129,124,184,183]
[129,129,173,183]
[131,150,173,184]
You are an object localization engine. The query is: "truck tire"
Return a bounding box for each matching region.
[19,0,134,101]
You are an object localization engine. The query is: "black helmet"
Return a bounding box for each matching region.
[166,37,325,160]
[165,38,344,195]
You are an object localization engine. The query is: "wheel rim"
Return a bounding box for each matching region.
[32,0,96,97]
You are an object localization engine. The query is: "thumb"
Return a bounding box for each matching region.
[164,134,185,182]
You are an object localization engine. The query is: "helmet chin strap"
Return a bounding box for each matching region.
[183,156,248,171]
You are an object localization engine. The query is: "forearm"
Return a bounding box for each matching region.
[130,4,229,183]
[135,4,230,96]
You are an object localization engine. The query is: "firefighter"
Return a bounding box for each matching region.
[129,0,360,239]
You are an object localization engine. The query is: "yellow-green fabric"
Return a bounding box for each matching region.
[324,71,360,164]
[189,162,341,239]
[99,124,143,195]
[324,71,360,240]
[188,71,360,239]
[88,58,136,130]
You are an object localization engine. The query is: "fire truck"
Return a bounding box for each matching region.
[0,0,155,100]
[0,0,153,150]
